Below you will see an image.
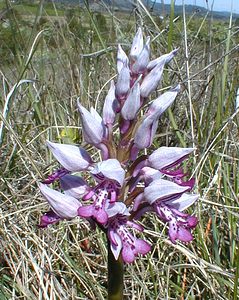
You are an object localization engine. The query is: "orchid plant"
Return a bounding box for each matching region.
[39,28,199,300]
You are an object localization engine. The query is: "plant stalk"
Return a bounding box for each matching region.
[107,241,124,300]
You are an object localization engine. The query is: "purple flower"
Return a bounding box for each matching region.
[153,193,199,243]
[143,182,199,242]
[108,214,151,263]
[38,28,199,263]
[78,159,125,224]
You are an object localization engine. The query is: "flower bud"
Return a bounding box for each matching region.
[78,101,105,145]
[147,85,180,118]
[130,27,144,61]
[133,114,158,150]
[140,58,165,98]
[121,82,141,121]
[131,36,150,74]
[103,80,117,126]
[147,48,178,71]
[117,44,129,74]
[115,63,130,100]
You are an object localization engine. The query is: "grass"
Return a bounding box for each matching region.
[0,0,239,299]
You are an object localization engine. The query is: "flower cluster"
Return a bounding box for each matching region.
[39,28,199,264]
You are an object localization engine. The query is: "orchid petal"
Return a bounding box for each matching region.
[90,107,102,123]
[96,209,108,224]
[39,183,81,219]
[140,167,163,185]
[144,179,190,205]
[186,216,198,228]
[134,239,151,255]
[122,245,135,263]
[109,229,119,246]
[165,193,199,211]
[47,141,92,172]
[177,227,193,242]
[168,220,178,243]
[91,159,125,187]
[60,174,89,199]
[38,210,61,228]
[78,205,94,218]
[148,146,194,170]
[110,234,123,260]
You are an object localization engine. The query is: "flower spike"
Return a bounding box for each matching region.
[38,28,199,266]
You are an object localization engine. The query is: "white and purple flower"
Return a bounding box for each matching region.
[38,28,199,264]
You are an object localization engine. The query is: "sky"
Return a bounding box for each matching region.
[161,0,239,14]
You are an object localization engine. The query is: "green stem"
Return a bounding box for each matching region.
[107,241,124,300]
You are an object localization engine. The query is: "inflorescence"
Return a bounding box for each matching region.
[39,28,199,264]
